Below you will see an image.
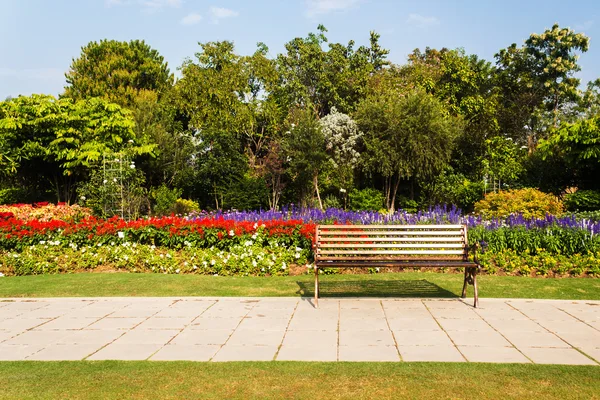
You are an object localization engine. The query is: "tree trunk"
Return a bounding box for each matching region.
[314,172,323,210]
[389,175,401,214]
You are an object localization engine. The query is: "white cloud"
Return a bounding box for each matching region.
[209,6,239,23]
[305,0,361,17]
[407,13,439,28]
[181,12,202,25]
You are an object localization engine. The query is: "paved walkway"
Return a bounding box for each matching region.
[0,297,599,364]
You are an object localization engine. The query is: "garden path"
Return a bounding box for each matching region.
[0,297,599,364]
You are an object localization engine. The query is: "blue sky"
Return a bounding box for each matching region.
[1,0,599,98]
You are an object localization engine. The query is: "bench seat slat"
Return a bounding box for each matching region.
[318,237,464,242]
[316,261,475,267]
[318,250,465,255]
[318,231,463,236]
[319,243,465,249]
[318,224,464,229]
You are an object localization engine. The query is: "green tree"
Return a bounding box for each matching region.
[283,109,328,209]
[495,24,589,148]
[356,90,460,212]
[0,95,151,202]
[275,25,389,117]
[64,39,173,108]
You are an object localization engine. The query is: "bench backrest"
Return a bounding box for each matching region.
[315,224,469,261]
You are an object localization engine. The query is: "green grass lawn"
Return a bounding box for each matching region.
[0,361,597,400]
[0,271,598,299]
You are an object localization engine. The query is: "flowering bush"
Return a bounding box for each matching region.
[474,188,564,219]
[0,203,92,223]
[0,242,310,276]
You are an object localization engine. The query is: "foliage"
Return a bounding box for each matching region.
[77,158,148,220]
[0,187,28,205]
[0,203,92,223]
[0,242,309,277]
[564,190,600,212]
[64,39,173,108]
[478,249,600,277]
[173,198,200,215]
[151,185,182,216]
[348,188,385,211]
[474,188,563,219]
[356,89,461,211]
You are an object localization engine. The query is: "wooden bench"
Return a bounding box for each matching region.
[313,224,481,307]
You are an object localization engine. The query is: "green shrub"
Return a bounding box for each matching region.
[349,188,385,211]
[474,188,563,219]
[0,187,28,205]
[564,190,600,212]
[323,194,342,209]
[152,185,182,216]
[173,198,200,215]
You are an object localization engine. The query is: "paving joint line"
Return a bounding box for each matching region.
[208,299,260,362]
[423,299,468,362]
[557,307,600,334]
[272,300,299,360]
[507,302,599,365]
[380,299,403,361]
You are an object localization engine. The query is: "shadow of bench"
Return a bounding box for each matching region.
[296,279,457,299]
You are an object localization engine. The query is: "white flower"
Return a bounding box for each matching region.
[113,178,118,182]
[117,232,125,239]
[295,253,300,259]
[295,247,302,252]
[175,269,180,274]
[252,260,257,267]
[80,195,86,201]
[210,259,216,265]
[228,230,235,237]
[0,272,4,277]
[184,261,189,266]
[339,188,347,193]
[281,262,287,270]
[193,265,198,270]
[166,253,172,258]
[39,240,46,245]
[103,180,108,184]
[244,240,253,247]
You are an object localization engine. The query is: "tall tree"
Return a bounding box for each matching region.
[64,39,173,108]
[356,90,460,212]
[495,24,589,149]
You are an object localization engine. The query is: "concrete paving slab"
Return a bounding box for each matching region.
[486,318,547,332]
[2,297,600,364]
[85,317,146,330]
[4,330,71,346]
[387,317,441,331]
[170,329,234,345]
[340,330,395,346]
[398,345,465,362]
[87,343,163,360]
[436,318,493,332]
[446,330,512,347]
[393,330,453,347]
[458,346,531,363]
[339,345,400,361]
[27,343,102,361]
[113,329,179,345]
[136,317,195,330]
[0,344,46,360]
[277,345,337,361]
[281,330,337,347]
[339,318,389,331]
[212,345,278,361]
[227,329,285,346]
[33,317,100,331]
[502,331,569,348]
[57,330,124,345]
[189,317,242,330]
[519,347,597,365]
[287,317,338,331]
[150,344,220,361]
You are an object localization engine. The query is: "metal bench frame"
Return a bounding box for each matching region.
[313,224,481,307]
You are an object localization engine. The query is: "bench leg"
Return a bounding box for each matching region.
[314,266,319,308]
[461,267,469,298]
[473,268,479,308]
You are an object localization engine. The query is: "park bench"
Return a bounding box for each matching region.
[313,224,481,307]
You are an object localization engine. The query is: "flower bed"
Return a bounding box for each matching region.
[1,203,599,277]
